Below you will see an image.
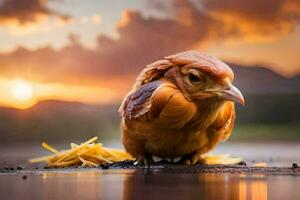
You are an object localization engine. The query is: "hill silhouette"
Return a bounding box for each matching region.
[230,63,300,94]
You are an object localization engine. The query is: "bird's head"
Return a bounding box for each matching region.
[164,51,244,105]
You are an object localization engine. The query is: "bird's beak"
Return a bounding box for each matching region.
[205,82,245,105]
[222,83,245,105]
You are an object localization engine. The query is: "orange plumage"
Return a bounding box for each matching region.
[119,51,244,164]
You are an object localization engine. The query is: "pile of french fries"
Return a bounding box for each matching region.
[29,137,134,167]
[30,136,243,167]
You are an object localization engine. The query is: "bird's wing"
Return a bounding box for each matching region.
[152,85,197,129]
[119,80,197,128]
[210,102,236,141]
[119,80,163,120]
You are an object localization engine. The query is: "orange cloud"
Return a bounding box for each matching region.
[0,0,70,25]
[0,0,299,92]
[0,0,218,83]
[201,0,300,40]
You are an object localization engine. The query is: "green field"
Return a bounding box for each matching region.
[229,123,300,142]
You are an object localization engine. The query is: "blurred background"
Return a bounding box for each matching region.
[0,0,299,153]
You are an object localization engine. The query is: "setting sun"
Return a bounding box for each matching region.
[0,77,121,109]
[11,79,33,101]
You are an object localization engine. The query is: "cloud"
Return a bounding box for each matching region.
[94,0,221,74]
[0,0,70,25]
[0,0,299,90]
[200,0,300,40]
[78,14,102,25]
[0,0,217,79]
[91,14,101,25]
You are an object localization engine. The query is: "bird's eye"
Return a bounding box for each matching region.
[188,73,201,83]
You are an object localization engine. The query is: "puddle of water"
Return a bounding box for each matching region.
[0,169,299,200]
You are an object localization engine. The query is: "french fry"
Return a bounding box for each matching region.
[42,142,59,154]
[254,162,267,167]
[203,154,242,165]
[70,143,78,149]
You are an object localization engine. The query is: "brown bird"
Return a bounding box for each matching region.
[119,51,244,165]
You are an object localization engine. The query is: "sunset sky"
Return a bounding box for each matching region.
[0,0,299,108]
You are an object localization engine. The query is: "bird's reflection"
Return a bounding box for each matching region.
[239,174,268,200]
[40,171,102,199]
[38,169,268,200]
[122,170,268,200]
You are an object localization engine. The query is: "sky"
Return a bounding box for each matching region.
[0,0,299,108]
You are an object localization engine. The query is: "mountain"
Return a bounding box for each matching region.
[229,63,300,94]
[0,100,121,143]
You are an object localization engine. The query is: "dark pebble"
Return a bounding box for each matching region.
[156,160,170,164]
[22,175,27,180]
[122,160,135,164]
[9,167,14,170]
[238,161,247,166]
[100,163,110,169]
[4,167,9,170]
[17,165,25,170]
[109,160,135,168]
[292,163,298,168]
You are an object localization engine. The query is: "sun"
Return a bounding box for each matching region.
[11,79,34,101]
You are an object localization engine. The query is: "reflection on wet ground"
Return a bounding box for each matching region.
[0,169,299,200]
[0,142,299,199]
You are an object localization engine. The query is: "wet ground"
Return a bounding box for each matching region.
[0,167,299,200]
[0,142,299,199]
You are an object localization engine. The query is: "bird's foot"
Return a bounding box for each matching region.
[151,155,182,163]
[134,155,183,165]
[134,155,152,166]
[182,153,205,165]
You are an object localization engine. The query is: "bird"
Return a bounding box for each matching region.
[119,50,244,165]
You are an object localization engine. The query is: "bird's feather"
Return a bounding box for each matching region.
[209,102,235,141]
[151,86,197,129]
[120,81,162,120]
[166,50,234,81]
[133,59,173,89]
